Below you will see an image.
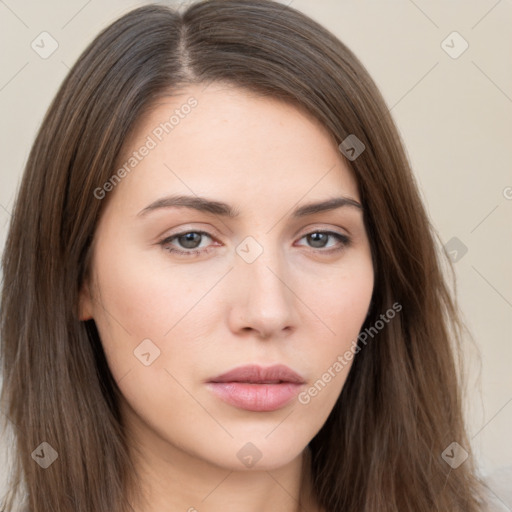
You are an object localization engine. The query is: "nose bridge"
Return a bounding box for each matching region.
[237,234,288,299]
[231,233,296,335]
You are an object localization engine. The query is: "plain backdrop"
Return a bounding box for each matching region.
[0,0,511,507]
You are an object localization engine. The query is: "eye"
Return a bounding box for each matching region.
[159,230,217,257]
[295,231,351,253]
[158,229,351,258]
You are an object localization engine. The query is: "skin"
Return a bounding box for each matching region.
[80,83,374,512]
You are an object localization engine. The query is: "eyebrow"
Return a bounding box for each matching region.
[137,194,363,218]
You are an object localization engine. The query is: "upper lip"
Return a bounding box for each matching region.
[208,364,305,384]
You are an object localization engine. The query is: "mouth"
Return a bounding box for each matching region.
[206,364,305,412]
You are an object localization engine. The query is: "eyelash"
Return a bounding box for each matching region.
[158,229,351,257]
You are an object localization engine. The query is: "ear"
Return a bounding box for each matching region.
[78,280,94,321]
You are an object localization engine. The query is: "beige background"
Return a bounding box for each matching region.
[1,0,511,506]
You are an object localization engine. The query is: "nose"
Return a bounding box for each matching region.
[227,241,299,340]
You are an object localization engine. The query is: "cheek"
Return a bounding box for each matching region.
[89,239,226,382]
[92,243,189,335]
[296,253,373,395]
[88,242,168,376]
[304,252,374,340]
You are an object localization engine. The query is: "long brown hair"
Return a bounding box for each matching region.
[1,1,486,511]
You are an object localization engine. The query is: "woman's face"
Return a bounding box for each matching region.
[80,83,374,472]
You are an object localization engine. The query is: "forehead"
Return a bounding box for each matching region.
[107,83,360,215]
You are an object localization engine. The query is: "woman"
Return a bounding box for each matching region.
[0,1,489,511]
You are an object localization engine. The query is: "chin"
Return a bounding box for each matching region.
[194,432,309,472]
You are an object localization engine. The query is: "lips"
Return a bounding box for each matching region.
[207,364,305,412]
[209,364,305,385]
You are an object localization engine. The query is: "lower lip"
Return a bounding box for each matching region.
[207,382,302,412]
